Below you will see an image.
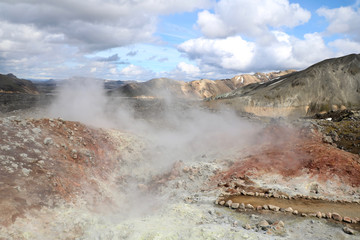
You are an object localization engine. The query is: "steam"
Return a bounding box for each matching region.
[47,77,262,223]
[49,78,260,167]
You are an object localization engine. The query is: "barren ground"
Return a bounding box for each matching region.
[0,105,359,239]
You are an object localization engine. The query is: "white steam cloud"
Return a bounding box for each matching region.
[46,78,262,234]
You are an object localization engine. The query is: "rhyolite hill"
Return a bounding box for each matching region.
[110,71,294,99]
[209,54,360,117]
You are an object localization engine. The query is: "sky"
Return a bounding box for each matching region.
[0,0,359,81]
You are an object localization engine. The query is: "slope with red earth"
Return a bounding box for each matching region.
[0,117,122,226]
[214,124,360,194]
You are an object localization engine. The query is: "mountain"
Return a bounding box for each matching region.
[0,73,39,94]
[209,54,360,117]
[111,71,294,99]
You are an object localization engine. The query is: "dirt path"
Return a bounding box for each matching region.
[227,195,360,218]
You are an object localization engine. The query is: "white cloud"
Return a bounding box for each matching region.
[120,64,154,80]
[178,36,255,72]
[0,0,212,52]
[197,0,311,39]
[178,32,339,73]
[176,62,201,75]
[0,0,211,78]
[328,39,360,55]
[317,6,360,41]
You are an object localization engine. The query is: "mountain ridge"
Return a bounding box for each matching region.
[209,53,360,117]
[110,70,294,99]
[0,73,39,94]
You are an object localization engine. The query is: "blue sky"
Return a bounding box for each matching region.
[0,0,359,81]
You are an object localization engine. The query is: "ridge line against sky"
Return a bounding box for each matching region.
[0,0,359,81]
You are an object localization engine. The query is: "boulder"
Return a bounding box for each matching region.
[343,216,352,223]
[332,212,342,221]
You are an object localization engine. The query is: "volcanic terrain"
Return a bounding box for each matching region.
[0,54,360,239]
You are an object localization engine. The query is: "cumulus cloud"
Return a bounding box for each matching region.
[0,0,212,52]
[120,64,154,80]
[178,32,338,73]
[178,36,255,72]
[197,0,311,39]
[317,6,360,41]
[328,39,360,55]
[178,2,359,75]
[176,62,200,74]
[0,0,212,78]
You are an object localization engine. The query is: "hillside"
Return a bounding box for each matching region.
[210,54,360,117]
[111,71,294,99]
[0,73,39,94]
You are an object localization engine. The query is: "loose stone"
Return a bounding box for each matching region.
[43,137,53,145]
[231,203,240,209]
[225,200,232,207]
[258,220,270,230]
[343,227,354,235]
[245,204,254,209]
[244,224,252,230]
[268,205,280,211]
[284,207,293,213]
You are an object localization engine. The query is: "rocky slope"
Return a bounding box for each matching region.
[210,54,360,117]
[0,74,47,113]
[111,71,294,99]
[0,73,38,94]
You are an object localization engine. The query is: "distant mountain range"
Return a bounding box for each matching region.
[2,53,359,117]
[208,54,360,117]
[110,70,294,99]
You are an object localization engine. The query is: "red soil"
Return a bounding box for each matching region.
[216,125,360,187]
[0,118,120,226]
